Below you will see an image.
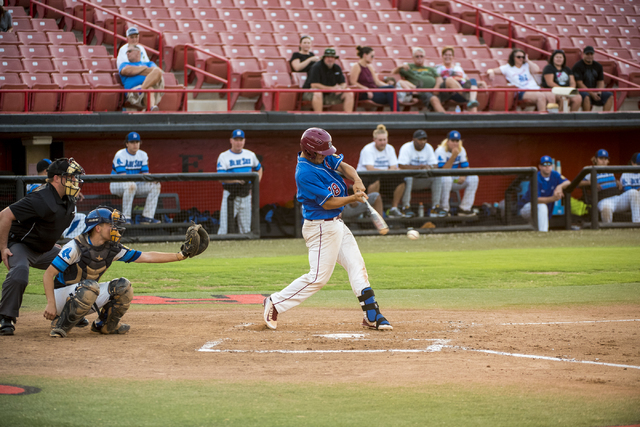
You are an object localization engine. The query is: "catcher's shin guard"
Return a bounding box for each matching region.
[358,287,393,331]
[50,280,100,338]
[93,277,132,335]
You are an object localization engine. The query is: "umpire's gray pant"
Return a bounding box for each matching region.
[0,242,60,319]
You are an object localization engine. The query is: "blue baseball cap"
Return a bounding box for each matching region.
[540,155,553,166]
[632,152,640,165]
[448,130,461,140]
[127,132,141,142]
[231,129,245,139]
[596,149,609,158]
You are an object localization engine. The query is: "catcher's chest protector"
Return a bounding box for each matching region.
[57,236,121,287]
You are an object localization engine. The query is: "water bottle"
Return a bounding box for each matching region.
[455,105,461,113]
[556,160,562,175]
[418,203,424,217]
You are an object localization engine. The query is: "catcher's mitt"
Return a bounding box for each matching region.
[180,222,209,258]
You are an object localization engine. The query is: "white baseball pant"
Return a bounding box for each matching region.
[598,190,640,223]
[437,175,479,211]
[109,181,161,219]
[217,190,251,235]
[520,202,549,232]
[54,281,113,316]
[270,218,369,314]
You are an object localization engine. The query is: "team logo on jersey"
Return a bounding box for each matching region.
[329,182,341,196]
[61,247,72,260]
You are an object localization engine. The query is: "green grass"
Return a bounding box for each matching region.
[1,377,638,427]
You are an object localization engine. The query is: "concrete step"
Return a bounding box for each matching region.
[186,98,260,112]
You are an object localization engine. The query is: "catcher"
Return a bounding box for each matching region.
[42,207,208,338]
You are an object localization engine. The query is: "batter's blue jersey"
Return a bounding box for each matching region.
[518,170,567,218]
[296,153,347,220]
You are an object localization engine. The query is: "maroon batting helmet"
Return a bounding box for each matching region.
[300,128,336,160]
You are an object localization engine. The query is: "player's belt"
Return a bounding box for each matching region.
[323,214,342,221]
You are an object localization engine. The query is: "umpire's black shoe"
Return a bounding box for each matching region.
[76,317,89,328]
[0,316,16,336]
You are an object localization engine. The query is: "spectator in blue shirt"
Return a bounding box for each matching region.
[518,155,570,232]
[119,46,164,111]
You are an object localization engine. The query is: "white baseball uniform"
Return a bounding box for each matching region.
[110,148,161,220]
[397,141,438,208]
[434,145,479,211]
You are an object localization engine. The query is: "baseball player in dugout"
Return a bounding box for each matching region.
[42,207,209,338]
[263,128,392,331]
[216,129,263,235]
[110,132,162,224]
[0,158,84,336]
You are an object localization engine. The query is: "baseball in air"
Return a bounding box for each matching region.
[406,229,420,240]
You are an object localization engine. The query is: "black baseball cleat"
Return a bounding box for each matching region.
[76,317,89,328]
[91,321,130,334]
[0,316,16,336]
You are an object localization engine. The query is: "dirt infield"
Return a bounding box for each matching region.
[4,303,639,398]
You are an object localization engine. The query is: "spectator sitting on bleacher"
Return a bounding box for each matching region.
[518,155,570,232]
[433,130,479,217]
[578,149,629,224]
[109,132,161,224]
[0,1,13,33]
[356,124,406,218]
[436,46,487,112]
[289,35,320,74]
[26,159,52,194]
[349,45,398,111]
[398,129,439,217]
[572,46,613,112]
[486,48,555,112]
[116,27,150,69]
[392,48,445,112]
[541,50,582,112]
[302,48,354,112]
[119,46,164,112]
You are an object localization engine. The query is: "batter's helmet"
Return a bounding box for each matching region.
[85,207,127,242]
[300,128,336,160]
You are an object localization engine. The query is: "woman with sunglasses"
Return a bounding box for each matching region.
[349,45,398,111]
[487,48,555,112]
[540,50,582,112]
[289,35,320,74]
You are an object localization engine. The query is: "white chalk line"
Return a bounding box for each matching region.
[500,319,640,326]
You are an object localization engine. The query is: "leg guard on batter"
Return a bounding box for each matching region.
[50,280,100,338]
[91,278,132,335]
[358,287,393,331]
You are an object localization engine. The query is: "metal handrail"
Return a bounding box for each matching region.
[29,0,162,66]
[183,44,230,111]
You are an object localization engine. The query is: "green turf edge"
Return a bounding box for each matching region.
[0,376,638,427]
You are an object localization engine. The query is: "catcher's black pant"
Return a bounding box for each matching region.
[0,242,60,319]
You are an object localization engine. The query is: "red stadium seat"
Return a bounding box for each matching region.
[279,0,304,7]
[83,73,122,111]
[556,25,581,38]
[489,47,510,62]
[22,58,56,74]
[224,45,254,58]
[410,23,435,36]
[0,73,28,112]
[327,0,350,8]
[234,0,259,6]
[224,20,251,32]
[34,0,65,20]
[493,2,516,13]
[0,59,25,73]
[53,58,88,74]
[260,57,290,73]
[595,38,621,50]
[81,57,116,73]
[384,45,414,60]
[20,72,59,112]
[176,19,204,33]
[290,71,307,88]
[585,15,608,27]
[309,9,334,21]
[217,8,243,20]
[287,9,311,21]
[18,32,51,45]
[20,45,52,59]
[187,0,212,6]
[433,23,457,35]
[78,45,111,58]
[163,0,188,6]
[192,45,228,97]
[277,45,296,59]
[619,27,640,38]
[429,34,457,47]
[211,0,235,5]
[371,57,397,73]
[145,7,171,19]
[193,7,219,20]
[49,45,80,58]
[32,19,62,32]
[355,10,381,22]
[397,11,423,23]
[462,46,491,60]
[261,72,297,111]
[157,72,185,111]
[342,21,369,33]
[191,32,223,46]
[619,38,640,49]
[169,7,196,20]
[6,6,29,16]
[301,0,326,7]
[228,57,264,109]
[387,22,412,35]
[52,73,90,111]
[364,22,386,33]
[248,21,275,33]
[273,21,298,33]
[200,20,227,32]
[219,32,250,45]
[240,8,266,20]
[11,17,35,33]
[376,10,403,23]
[246,33,276,46]
[258,0,282,7]
[120,7,147,21]
[606,49,632,61]
[162,32,195,72]
[273,33,299,47]
[0,33,20,44]
[46,32,80,45]
[423,1,449,24]
[333,9,358,22]
[471,58,500,74]
[377,34,405,47]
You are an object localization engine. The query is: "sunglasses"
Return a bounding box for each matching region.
[515,55,525,59]
[413,55,424,58]
[449,139,461,142]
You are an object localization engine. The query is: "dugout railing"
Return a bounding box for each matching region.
[1,172,261,243]
[293,167,539,237]
[563,165,640,230]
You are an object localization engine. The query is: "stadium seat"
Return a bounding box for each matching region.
[355,10,381,22]
[224,45,254,58]
[187,0,212,6]
[176,19,204,33]
[280,0,304,7]
[327,0,350,8]
[377,34,405,47]
[371,57,397,74]
[0,32,20,44]
[606,49,632,61]
[192,45,228,97]
[227,57,264,109]
[333,9,358,22]
[120,7,147,21]
[619,38,640,49]
[164,0,188,6]
[261,72,298,111]
[454,34,482,47]
[429,34,458,47]
[595,38,621,50]
[20,73,59,112]
[260,57,290,74]
[49,45,80,58]
[211,0,235,5]
[0,73,28,112]
[82,73,122,111]
[397,11,423,23]
[246,33,276,46]
[81,57,116,73]
[11,17,35,33]
[619,27,640,38]
[343,22,369,33]
[191,32,223,46]
[92,8,125,46]
[462,46,492,60]
[162,32,195,72]
[273,33,298,48]
[410,23,435,36]
[364,22,386,33]
[200,20,227,32]
[51,73,90,111]
[235,0,259,6]
[18,32,51,45]
[169,7,196,20]
[257,0,282,7]
[193,7,219,20]
[513,1,536,12]
[32,19,62,32]
[0,59,25,73]
[384,46,413,61]
[248,21,275,33]
[252,46,282,60]
[156,72,185,111]
[493,2,517,13]
[224,21,251,32]
[78,45,111,58]
[376,10,403,23]
[471,58,500,74]
[489,47,510,62]
[47,32,80,45]
[22,58,56,74]
[272,21,297,33]
[387,22,412,35]
[218,32,250,45]
[53,58,89,74]
[423,1,449,24]
[145,7,171,19]
[19,45,52,59]
[217,7,243,21]
[277,45,296,60]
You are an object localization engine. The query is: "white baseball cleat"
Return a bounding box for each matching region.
[263,297,278,330]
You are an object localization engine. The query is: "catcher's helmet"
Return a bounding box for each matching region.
[300,128,336,160]
[84,207,127,242]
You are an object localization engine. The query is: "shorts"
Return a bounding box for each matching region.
[302,91,344,105]
[517,91,525,101]
[578,91,612,106]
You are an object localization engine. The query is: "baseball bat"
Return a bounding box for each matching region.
[364,200,389,235]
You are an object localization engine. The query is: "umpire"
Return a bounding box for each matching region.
[0,158,85,336]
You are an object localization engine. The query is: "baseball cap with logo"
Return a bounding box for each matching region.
[127,132,141,142]
[232,129,245,139]
[322,48,339,59]
[448,130,461,140]
[126,27,139,36]
[596,149,609,158]
[540,155,553,166]
[583,46,595,54]
[413,129,427,139]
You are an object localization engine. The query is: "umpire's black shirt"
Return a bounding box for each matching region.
[9,183,75,253]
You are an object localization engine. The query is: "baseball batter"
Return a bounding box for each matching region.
[263,128,392,331]
[42,207,207,338]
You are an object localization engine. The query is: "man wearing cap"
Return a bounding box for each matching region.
[518,155,570,232]
[571,46,613,112]
[398,130,439,216]
[116,27,150,68]
[216,130,263,235]
[26,158,52,194]
[110,132,162,224]
[119,45,164,111]
[302,48,354,112]
[0,158,84,335]
[392,48,446,112]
